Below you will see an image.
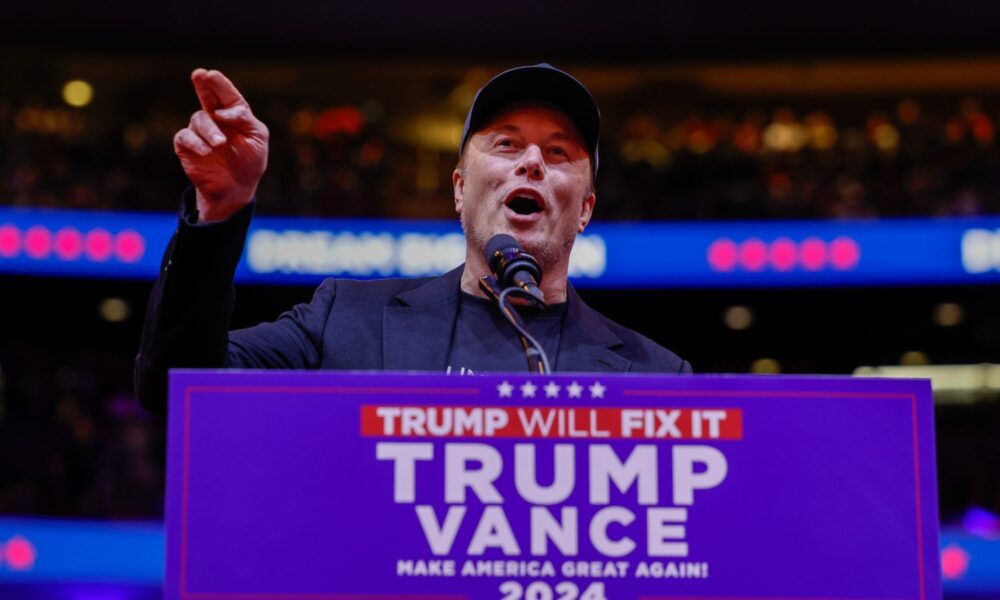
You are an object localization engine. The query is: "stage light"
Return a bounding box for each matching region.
[687,124,716,154]
[970,113,995,146]
[99,298,130,323]
[769,238,797,271]
[412,116,464,151]
[873,122,900,152]
[723,306,753,330]
[62,80,94,108]
[941,544,970,580]
[738,238,767,271]
[621,139,670,168]
[707,238,738,272]
[962,507,1000,539]
[800,237,827,271]
[1,534,37,570]
[763,122,804,152]
[900,351,929,366]
[85,229,113,261]
[313,106,365,138]
[55,227,84,260]
[804,112,838,150]
[24,225,52,259]
[114,229,145,263]
[933,302,965,327]
[0,224,21,257]
[762,108,805,152]
[751,358,781,374]
[829,237,861,270]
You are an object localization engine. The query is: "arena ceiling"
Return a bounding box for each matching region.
[3,0,1000,60]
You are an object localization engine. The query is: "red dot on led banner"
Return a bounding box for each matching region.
[54,227,84,260]
[114,229,146,263]
[24,226,52,259]
[769,237,797,271]
[707,238,738,272]
[85,229,113,261]
[3,535,37,571]
[800,237,827,271]
[941,544,970,580]
[0,224,20,257]
[830,236,860,270]
[739,238,767,271]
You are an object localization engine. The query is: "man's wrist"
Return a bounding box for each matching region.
[180,187,255,228]
[195,189,255,224]
[173,187,255,278]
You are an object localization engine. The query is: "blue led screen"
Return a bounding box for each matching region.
[3,207,1000,288]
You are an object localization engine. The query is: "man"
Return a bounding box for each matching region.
[135,64,690,415]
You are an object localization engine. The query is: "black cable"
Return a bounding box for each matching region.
[498,286,552,374]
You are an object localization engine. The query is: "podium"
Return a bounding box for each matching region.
[165,371,941,599]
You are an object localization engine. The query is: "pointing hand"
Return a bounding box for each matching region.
[172,69,269,223]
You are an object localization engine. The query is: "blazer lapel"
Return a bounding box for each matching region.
[381,268,629,373]
[557,285,631,372]
[382,266,463,371]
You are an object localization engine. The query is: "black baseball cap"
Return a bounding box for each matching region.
[459,63,601,175]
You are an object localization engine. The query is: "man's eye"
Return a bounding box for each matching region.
[496,139,514,147]
[550,146,566,156]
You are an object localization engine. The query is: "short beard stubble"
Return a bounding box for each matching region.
[460,207,578,277]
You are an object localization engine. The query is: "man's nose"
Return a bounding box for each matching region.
[515,145,545,180]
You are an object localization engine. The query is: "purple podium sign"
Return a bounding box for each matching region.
[166,371,940,600]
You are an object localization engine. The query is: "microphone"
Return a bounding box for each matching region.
[485,234,545,304]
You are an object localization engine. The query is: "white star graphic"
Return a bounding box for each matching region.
[544,381,561,398]
[497,380,514,398]
[520,381,538,398]
[567,381,583,398]
[588,381,606,399]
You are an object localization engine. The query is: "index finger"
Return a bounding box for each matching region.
[191,68,246,112]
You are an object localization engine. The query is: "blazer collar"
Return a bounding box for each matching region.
[382,265,630,372]
[382,266,464,370]
[558,285,631,372]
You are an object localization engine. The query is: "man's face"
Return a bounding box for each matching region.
[453,101,596,271]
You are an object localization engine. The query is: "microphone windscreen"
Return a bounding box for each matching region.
[485,234,521,273]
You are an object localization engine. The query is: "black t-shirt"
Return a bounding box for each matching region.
[446,292,567,375]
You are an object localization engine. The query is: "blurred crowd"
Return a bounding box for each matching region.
[1,85,998,221]
[603,98,999,220]
[0,337,163,518]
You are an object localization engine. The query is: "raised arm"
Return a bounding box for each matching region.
[135,69,277,414]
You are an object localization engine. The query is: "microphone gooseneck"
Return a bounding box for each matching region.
[481,234,552,374]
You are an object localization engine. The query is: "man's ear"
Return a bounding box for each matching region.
[453,168,464,214]
[578,192,596,233]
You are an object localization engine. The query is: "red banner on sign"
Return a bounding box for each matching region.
[360,405,743,440]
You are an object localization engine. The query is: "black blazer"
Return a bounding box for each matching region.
[135,200,691,415]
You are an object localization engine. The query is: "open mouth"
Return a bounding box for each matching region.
[504,192,545,216]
